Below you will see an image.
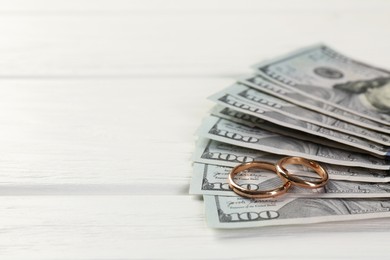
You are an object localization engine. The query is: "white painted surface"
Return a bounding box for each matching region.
[1,0,390,258]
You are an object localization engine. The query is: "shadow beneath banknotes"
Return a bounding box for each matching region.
[191,194,204,201]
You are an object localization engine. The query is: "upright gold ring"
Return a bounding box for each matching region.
[276,156,329,189]
[228,161,292,199]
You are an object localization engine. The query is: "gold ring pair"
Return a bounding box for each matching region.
[228,156,329,199]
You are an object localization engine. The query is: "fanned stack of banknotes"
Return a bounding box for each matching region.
[189,44,390,229]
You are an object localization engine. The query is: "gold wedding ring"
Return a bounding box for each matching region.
[276,156,329,189]
[228,161,292,199]
[228,157,329,199]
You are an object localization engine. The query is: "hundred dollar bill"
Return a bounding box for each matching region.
[196,116,390,169]
[213,83,390,145]
[190,163,390,198]
[211,105,363,152]
[204,195,390,228]
[209,93,390,158]
[192,139,390,182]
[239,74,390,132]
[252,44,390,125]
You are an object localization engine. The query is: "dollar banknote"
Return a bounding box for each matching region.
[211,83,390,145]
[204,195,390,228]
[239,74,390,132]
[190,163,390,198]
[209,93,390,157]
[252,44,390,125]
[192,139,390,182]
[196,116,390,168]
[211,105,363,152]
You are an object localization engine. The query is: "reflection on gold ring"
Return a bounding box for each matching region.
[276,156,329,189]
[228,161,291,199]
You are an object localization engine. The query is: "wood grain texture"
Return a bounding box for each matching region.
[0,78,231,193]
[1,195,390,259]
[0,0,389,77]
[0,0,390,258]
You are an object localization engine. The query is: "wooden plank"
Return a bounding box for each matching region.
[0,1,388,76]
[0,77,206,190]
[0,78,231,194]
[0,195,389,259]
[1,0,390,13]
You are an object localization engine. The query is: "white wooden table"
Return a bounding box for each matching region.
[1,1,390,258]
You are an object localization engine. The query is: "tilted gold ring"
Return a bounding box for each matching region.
[228,161,292,199]
[276,156,329,189]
